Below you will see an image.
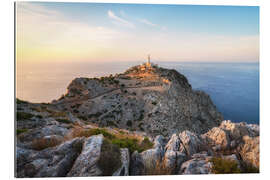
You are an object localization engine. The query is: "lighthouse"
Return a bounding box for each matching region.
[146,54,151,67]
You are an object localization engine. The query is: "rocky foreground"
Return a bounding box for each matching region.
[16,64,259,177]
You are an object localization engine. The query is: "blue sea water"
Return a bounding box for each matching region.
[158,62,259,124]
[17,61,259,124]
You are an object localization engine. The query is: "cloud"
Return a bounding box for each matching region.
[108,10,134,28]
[139,19,157,27]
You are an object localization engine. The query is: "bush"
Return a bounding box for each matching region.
[241,162,259,173]
[111,138,141,153]
[50,111,67,117]
[98,139,122,176]
[78,116,87,121]
[152,101,157,105]
[140,137,154,151]
[16,98,28,104]
[210,157,241,174]
[16,129,28,135]
[126,120,132,127]
[72,128,116,140]
[55,118,71,124]
[17,112,34,121]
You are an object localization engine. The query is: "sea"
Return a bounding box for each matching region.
[16,61,259,124]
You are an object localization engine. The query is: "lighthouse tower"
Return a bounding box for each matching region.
[146,54,151,67]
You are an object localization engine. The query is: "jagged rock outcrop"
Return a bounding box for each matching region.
[113,148,130,176]
[180,152,213,174]
[67,135,104,176]
[16,137,84,177]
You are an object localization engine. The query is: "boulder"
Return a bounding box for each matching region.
[201,127,230,150]
[130,151,144,175]
[67,135,104,176]
[179,152,212,174]
[179,130,205,156]
[163,150,186,173]
[113,148,130,176]
[16,137,84,177]
[165,134,181,151]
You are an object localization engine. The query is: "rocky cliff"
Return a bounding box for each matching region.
[52,64,223,136]
[15,64,259,177]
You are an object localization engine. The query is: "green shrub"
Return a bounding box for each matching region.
[16,98,28,104]
[88,112,102,118]
[120,84,125,88]
[17,112,34,121]
[107,120,118,127]
[50,111,67,117]
[73,128,116,140]
[126,120,132,127]
[241,162,259,173]
[152,101,157,105]
[111,137,141,153]
[55,118,71,124]
[98,139,122,176]
[210,157,241,174]
[140,137,154,151]
[78,116,87,121]
[36,115,42,119]
[16,129,28,135]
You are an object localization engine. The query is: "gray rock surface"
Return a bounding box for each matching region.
[179,152,213,174]
[16,137,84,177]
[67,135,104,176]
[113,148,130,176]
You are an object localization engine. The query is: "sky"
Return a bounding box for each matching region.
[16,2,259,63]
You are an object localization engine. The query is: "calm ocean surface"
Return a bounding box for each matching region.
[16,61,259,124]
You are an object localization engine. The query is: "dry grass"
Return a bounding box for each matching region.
[144,159,172,175]
[31,137,62,150]
[68,127,153,153]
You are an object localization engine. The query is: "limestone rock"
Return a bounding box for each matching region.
[201,127,230,150]
[179,130,206,156]
[113,148,130,176]
[240,135,259,168]
[16,137,84,177]
[179,152,213,174]
[67,135,104,176]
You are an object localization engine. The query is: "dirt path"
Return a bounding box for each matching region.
[54,84,163,105]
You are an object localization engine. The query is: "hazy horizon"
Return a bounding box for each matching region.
[16,2,259,64]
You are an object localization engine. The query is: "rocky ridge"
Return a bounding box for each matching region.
[52,64,223,136]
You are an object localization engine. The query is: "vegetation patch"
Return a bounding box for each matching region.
[16,98,28,104]
[126,120,132,127]
[17,112,34,121]
[88,112,102,118]
[31,137,62,150]
[72,128,153,154]
[16,129,28,135]
[55,118,71,124]
[241,162,259,173]
[78,116,87,121]
[210,157,241,174]
[107,120,118,127]
[98,139,122,176]
[72,128,116,140]
[50,111,67,118]
[152,101,157,105]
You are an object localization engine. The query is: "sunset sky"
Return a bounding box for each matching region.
[16,2,259,63]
